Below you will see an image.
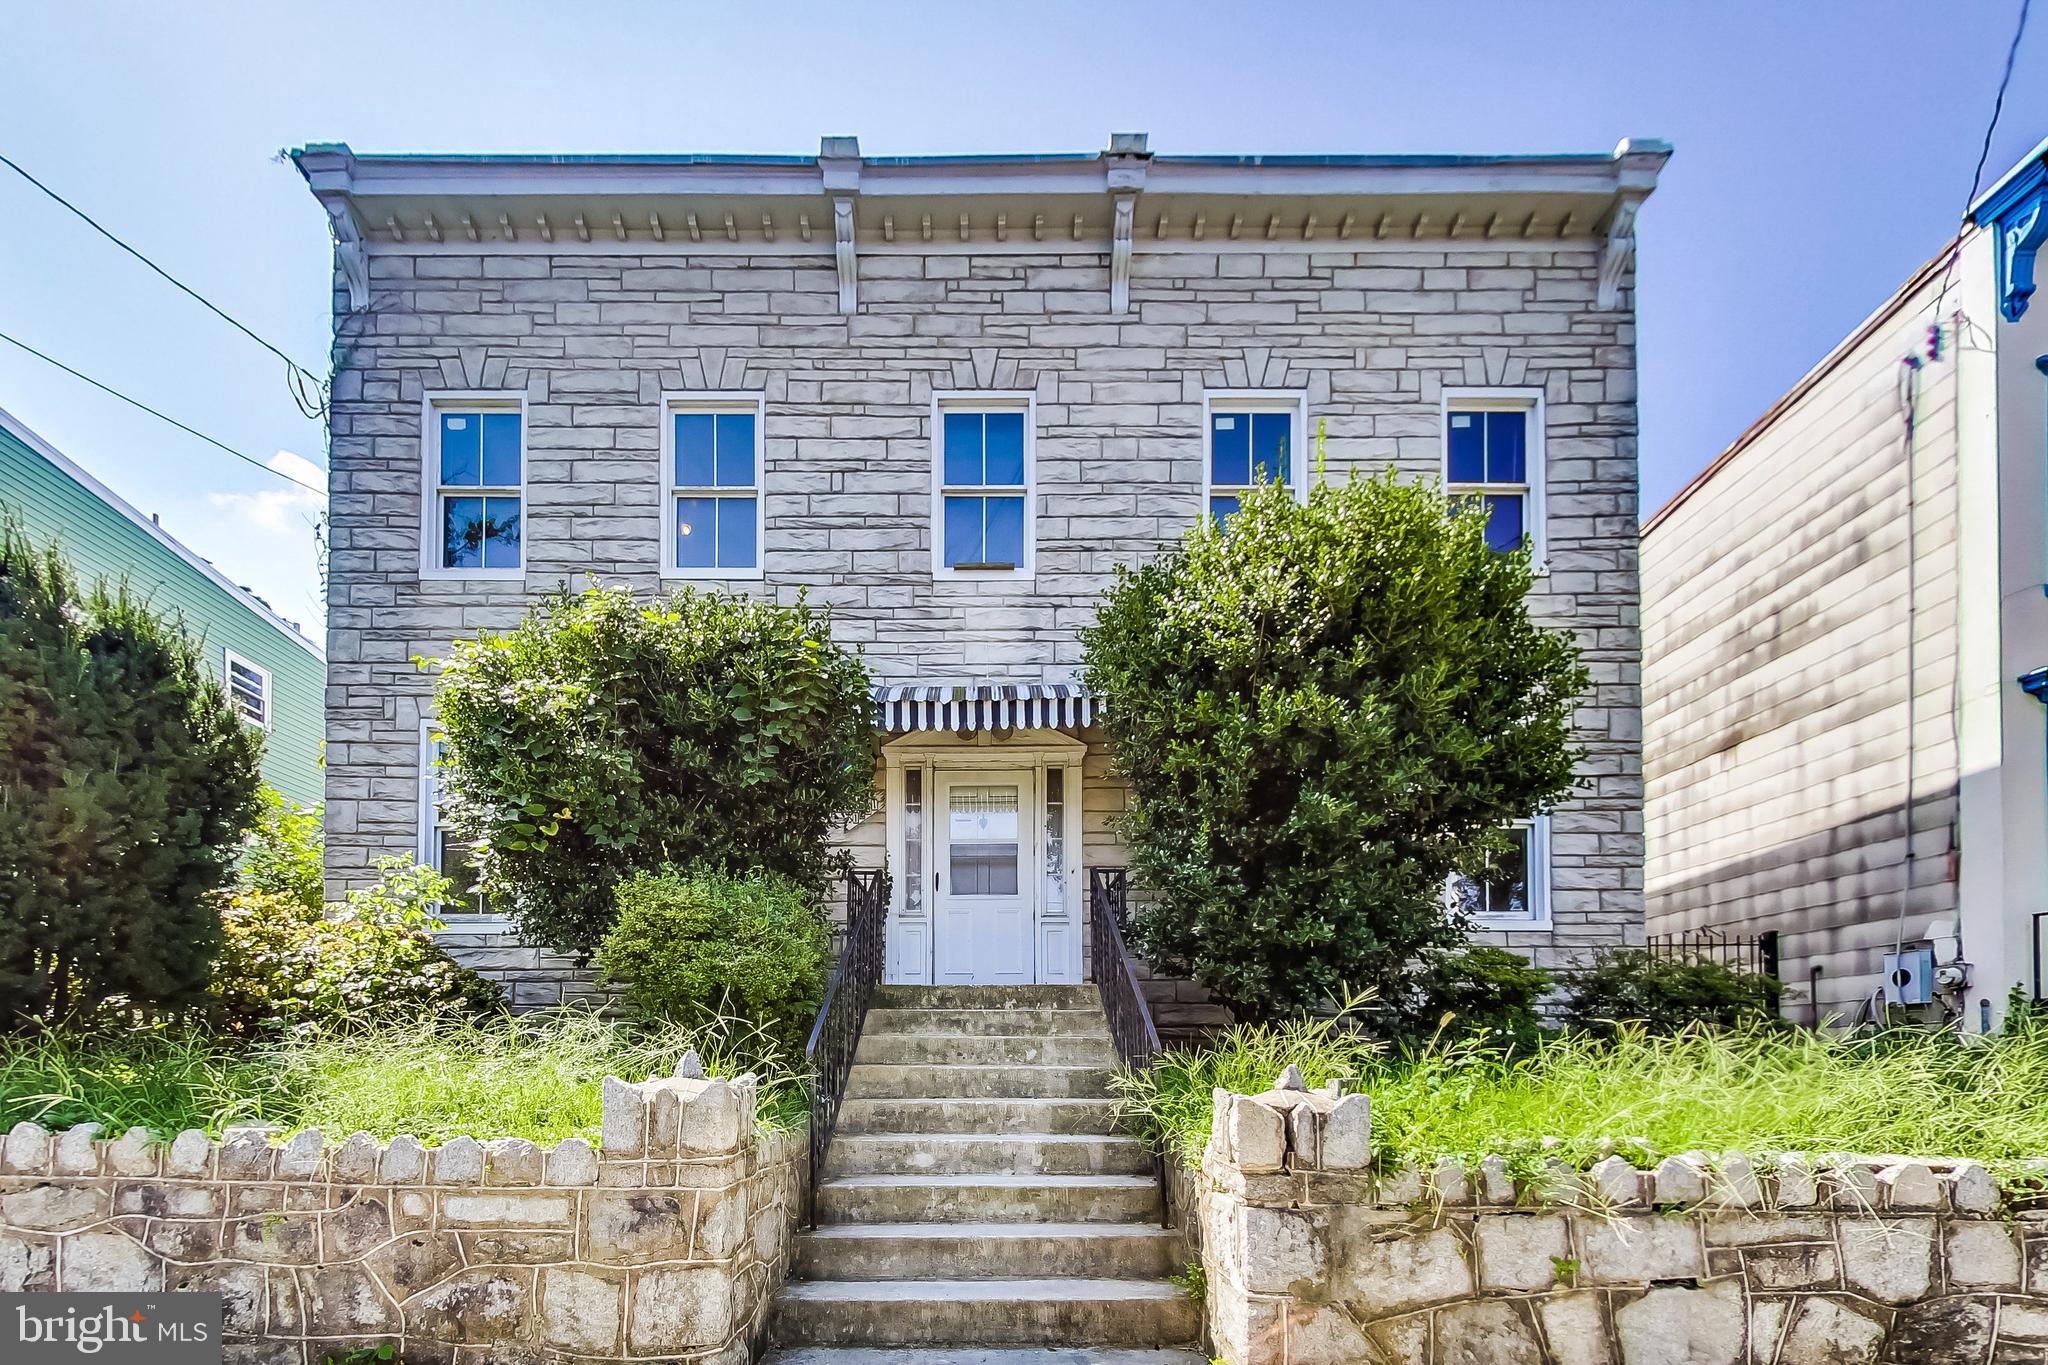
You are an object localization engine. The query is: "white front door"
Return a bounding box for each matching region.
[933,769,1036,984]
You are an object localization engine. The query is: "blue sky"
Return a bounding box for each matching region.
[2,1,2043,629]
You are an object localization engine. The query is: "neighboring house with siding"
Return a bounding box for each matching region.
[0,406,325,806]
[295,132,1665,1018]
[1643,137,2048,1033]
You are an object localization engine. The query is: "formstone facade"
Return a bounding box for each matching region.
[0,1066,800,1364]
[298,135,1661,993]
[1189,1076,2048,1365]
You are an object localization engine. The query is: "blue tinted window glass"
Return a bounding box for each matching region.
[943,412,984,486]
[1210,413,1251,486]
[442,496,484,568]
[676,414,716,487]
[480,412,521,486]
[716,413,756,488]
[1251,412,1291,484]
[984,496,1024,566]
[1210,494,1241,528]
[983,412,1025,485]
[676,497,716,568]
[482,496,522,569]
[943,495,984,567]
[1484,494,1524,552]
[716,497,757,569]
[439,414,481,486]
[1446,412,1484,483]
[1485,411,1526,484]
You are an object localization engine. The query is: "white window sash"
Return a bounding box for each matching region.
[1441,389,1545,564]
[930,393,1036,581]
[222,649,271,730]
[421,393,527,580]
[1200,391,1309,520]
[661,392,766,580]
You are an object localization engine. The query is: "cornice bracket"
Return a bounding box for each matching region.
[1996,196,2048,323]
[1104,133,1150,316]
[1110,194,1136,314]
[1595,191,1645,311]
[820,135,863,315]
[322,198,370,313]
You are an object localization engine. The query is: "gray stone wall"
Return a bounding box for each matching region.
[323,237,1645,969]
[0,1068,800,1364]
[1190,1080,2042,1364]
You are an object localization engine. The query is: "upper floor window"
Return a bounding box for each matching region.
[1444,392,1543,558]
[664,395,763,577]
[1452,815,1550,928]
[933,397,1033,578]
[223,649,271,729]
[1204,394,1305,526]
[425,395,523,577]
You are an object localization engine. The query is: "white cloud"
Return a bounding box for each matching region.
[207,449,326,533]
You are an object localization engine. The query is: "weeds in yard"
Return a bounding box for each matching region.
[1116,1014,2048,1172]
[0,1009,804,1144]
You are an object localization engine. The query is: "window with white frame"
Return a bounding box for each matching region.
[1444,395,1542,556]
[425,397,523,574]
[934,398,1032,576]
[419,726,491,915]
[223,649,270,729]
[664,396,763,576]
[1453,816,1550,926]
[1204,394,1304,526]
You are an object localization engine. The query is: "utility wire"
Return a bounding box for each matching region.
[1931,0,2032,319]
[0,151,329,413]
[0,328,326,496]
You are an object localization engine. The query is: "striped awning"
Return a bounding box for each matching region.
[873,681,1097,733]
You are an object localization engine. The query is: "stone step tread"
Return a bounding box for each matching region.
[765,1350,1206,1364]
[835,1098,1121,1135]
[833,1133,1148,1147]
[820,1175,1160,1191]
[801,1222,1178,1243]
[779,1278,1189,1304]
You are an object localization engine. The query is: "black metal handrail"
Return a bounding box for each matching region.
[805,865,888,1227]
[1090,866,1167,1223]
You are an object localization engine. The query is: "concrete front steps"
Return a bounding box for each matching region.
[767,985,1201,1360]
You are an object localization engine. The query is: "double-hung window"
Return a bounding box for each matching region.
[1444,393,1543,557]
[426,396,523,576]
[419,725,490,916]
[934,397,1032,577]
[1453,816,1550,927]
[1204,394,1305,526]
[664,396,763,577]
[223,649,271,730]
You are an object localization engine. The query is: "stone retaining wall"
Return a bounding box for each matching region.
[1189,1074,2048,1364]
[0,1062,803,1364]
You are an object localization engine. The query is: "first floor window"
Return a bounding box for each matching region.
[937,403,1029,572]
[223,649,271,729]
[429,401,523,572]
[1205,397,1302,526]
[1453,816,1549,925]
[420,729,490,915]
[1445,402,1536,553]
[667,399,762,574]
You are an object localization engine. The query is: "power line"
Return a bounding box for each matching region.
[0,150,329,410]
[1931,0,2032,319]
[0,327,326,496]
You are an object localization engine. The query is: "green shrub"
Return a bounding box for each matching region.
[596,869,829,1050]
[210,857,503,1036]
[240,786,324,912]
[432,583,875,957]
[1559,949,1779,1036]
[1081,457,1587,1020]
[0,522,264,1025]
[1385,946,1555,1054]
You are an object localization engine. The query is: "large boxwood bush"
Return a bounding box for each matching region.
[1082,461,1587,1020]
[432,583,874,957]
[0,524,262,1025]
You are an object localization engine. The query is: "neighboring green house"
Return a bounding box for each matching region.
[0,405,324,807]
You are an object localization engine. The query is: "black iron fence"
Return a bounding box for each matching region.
[1089,866,1167,1224]
[804,865,888,1227]
[1643,927,1780,981]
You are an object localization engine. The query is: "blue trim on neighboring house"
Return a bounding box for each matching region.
[1972,141,2048,323]
[2021,668,2048,702]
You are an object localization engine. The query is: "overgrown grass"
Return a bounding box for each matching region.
[0,1010,806,1144]
[1115,1014,2048,1170]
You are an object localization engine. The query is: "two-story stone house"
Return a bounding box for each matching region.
[295,134,1664,1012]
